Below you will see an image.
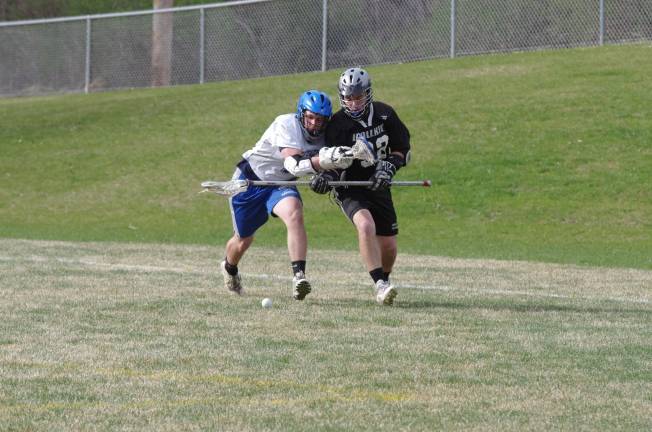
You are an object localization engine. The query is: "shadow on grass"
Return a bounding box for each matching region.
[308,297,376,309]
[395,298,650,315]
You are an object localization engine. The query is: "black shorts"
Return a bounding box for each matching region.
[334,187,398,236]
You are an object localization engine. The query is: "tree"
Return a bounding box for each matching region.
[151,0,173,86]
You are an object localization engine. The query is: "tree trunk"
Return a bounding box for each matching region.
[0,0,7,21]
[151,0,174,87]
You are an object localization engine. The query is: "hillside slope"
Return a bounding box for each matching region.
[0,44,650,268]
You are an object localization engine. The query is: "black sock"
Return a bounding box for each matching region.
[224,258,238,276]
[370,267,384,283]
[291,260,306,275]
[383,271,391,282]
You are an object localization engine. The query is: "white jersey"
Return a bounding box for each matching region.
[243,114,325,181]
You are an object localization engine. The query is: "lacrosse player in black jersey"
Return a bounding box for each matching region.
[310,67,411,306]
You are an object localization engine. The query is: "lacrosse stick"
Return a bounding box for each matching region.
[347,138,377,164]
[200,179,431,197]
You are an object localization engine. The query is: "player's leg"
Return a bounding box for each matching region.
[335,189,396,305]
[221,177,270,295]
[351,210,396,305]
[269,190,311,300]
[221,234,253,296]
[271,196,307,262]
[367,193,399,305]
[224,234,254,266]
[377,235,398,280]
[338,192,385,287]
[351,209,383,272]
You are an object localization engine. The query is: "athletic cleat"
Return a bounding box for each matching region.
[220,260,243,295]
[292,271,311,300]
[375,280,397,306]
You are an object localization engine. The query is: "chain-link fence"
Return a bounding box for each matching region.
[1,0,650,97]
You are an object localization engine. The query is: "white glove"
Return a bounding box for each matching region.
[318,146,354,170]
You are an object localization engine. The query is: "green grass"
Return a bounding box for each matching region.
[1,239,650,431]
[1,44,651,269]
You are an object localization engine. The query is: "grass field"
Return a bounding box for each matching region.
[1,44,651,430]
[1,238,650,430]
[1,44,651,269]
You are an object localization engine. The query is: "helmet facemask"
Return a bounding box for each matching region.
[338,68,373,120]
[300,110,328,139]
[296,90,332,140]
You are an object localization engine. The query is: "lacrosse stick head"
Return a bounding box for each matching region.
[350,137,377,164]
[200,180,249,196]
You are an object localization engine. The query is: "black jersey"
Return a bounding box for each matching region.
[325,101,410,181]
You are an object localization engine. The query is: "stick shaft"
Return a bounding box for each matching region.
[199,179,432,197]
[247,180,431,187]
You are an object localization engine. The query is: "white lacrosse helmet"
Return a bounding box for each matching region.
[338,67,373,119]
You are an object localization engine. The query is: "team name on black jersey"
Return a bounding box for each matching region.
[353,124,386,143]
[326,101,410,180]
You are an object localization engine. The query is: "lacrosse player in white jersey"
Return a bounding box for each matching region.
[221,90,354,300]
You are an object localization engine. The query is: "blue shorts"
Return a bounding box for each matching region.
[229,169,302,238]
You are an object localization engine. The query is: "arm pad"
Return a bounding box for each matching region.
[384,153,404,171]
[283,154,317,177]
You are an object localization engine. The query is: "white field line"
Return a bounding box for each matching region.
[0,255,197,274]
[1,254,649,305]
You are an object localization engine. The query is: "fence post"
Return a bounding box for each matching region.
[200,7,205,84]
[321,0,328,71]
[450,0,456,58]
[599,0,605,45]
[84,16,91,93]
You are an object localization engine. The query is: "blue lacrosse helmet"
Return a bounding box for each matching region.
[296,90,332,139]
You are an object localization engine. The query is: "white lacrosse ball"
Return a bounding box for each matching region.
[261,298,273,309]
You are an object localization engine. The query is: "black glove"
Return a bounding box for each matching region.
[310,170,338,194]
[369,160,397,191]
